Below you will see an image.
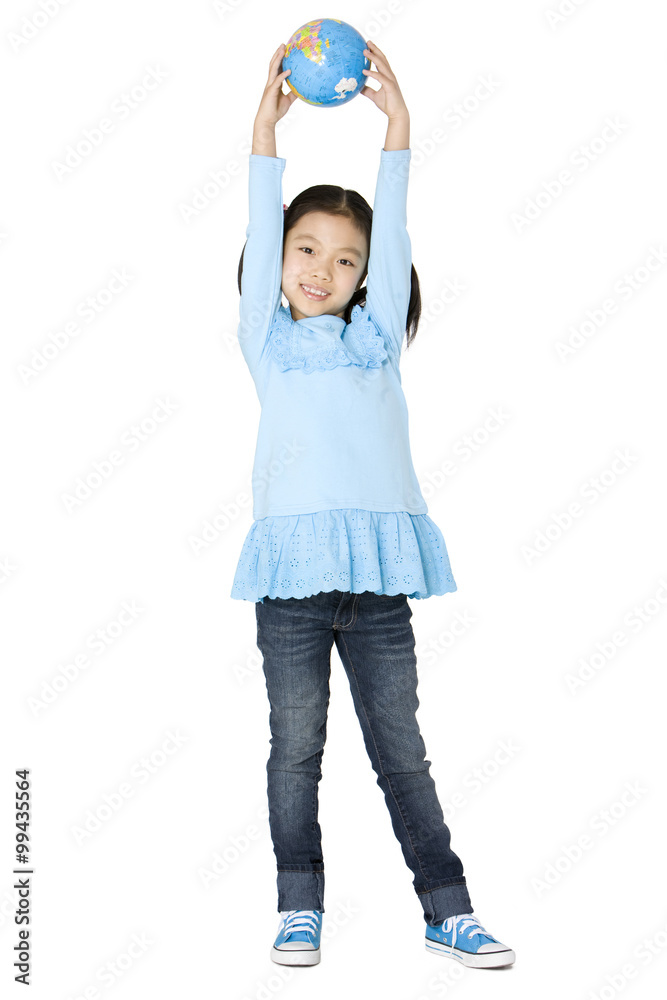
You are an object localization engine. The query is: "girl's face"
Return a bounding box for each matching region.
[282,211,368,322]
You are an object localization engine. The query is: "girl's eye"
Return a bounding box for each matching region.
[298,247,353,266]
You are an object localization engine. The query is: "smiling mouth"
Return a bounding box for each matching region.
[300,284,330,300]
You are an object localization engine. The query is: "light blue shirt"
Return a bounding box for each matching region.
[238,147,428,521]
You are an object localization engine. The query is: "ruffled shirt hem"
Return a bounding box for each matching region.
[230,508,457,604]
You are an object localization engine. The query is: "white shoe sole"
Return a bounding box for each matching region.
[271,945,320,966]
[426,938,515,969]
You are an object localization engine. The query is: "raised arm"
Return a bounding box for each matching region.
[360,42,412,355]
[238,146,286,375]
[237,45,297,376]
[363,144,412,356]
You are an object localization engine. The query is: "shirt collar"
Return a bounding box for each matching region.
[270,304,389,372]
[293,311,347,335]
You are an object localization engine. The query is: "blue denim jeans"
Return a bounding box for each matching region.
[255,588,473,925]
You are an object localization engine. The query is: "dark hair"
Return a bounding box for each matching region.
[237,182,421,349]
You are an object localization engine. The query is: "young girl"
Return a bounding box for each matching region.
[231,40,515,971]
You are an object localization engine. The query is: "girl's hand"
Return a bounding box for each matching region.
[360,41,409,119]
[255,43,298,128]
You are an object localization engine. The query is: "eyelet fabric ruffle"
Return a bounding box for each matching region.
[230,508,457,603]
[268,304,389,373]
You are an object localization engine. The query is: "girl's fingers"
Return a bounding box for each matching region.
[269,67,287,87]
[365,41,385,64]
[367,40,387,60]
[364,48,394,80]
[268,44,286,75]
[362,67,389,85]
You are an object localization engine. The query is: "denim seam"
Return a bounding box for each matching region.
[416,879,467,894]
[277,867,325,872]
[336,628,429,884]
[334,592,359,629]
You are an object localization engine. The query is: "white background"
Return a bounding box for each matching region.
[2,0,666,997]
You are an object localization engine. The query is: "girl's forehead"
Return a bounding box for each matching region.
[287,213,367,254]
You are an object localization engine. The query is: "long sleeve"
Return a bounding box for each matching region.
[364,148,412,358]
[238,154,286,376]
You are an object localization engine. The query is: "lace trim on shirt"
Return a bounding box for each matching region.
[268,304,389,373]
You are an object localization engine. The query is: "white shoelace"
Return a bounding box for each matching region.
[440,913,493,950]
[279,910,320,938]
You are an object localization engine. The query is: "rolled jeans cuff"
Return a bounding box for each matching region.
[418,878,473,925]
[276,869,325,913]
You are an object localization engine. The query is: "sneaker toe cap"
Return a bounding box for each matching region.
[276,940,316,951]
[477,941,511,953]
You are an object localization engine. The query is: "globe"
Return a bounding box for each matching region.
[282,18,369,107]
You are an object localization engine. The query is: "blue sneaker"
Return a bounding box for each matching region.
[425,912,515,968]
[270,910,322,966]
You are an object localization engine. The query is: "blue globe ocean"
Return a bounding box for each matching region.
[282,19,370,107]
